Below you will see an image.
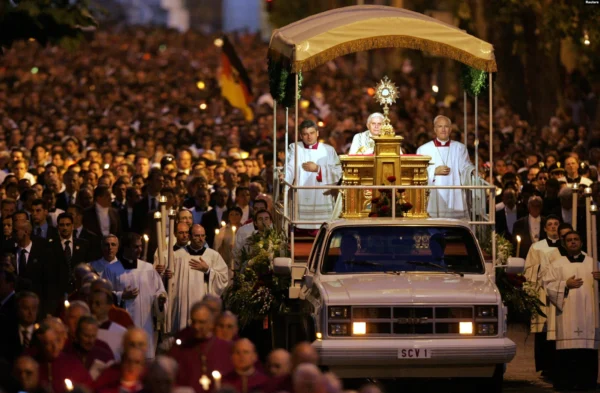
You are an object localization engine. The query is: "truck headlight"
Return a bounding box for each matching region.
[459,322,473,335]
[329,323,350,336]
[328,306,350,319]
[352,322,366,335]
[475,305,497,318]
[476,323,497,335]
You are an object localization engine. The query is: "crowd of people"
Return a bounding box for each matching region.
[0,22,598,393]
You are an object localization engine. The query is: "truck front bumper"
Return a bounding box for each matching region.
[313,337,516,378]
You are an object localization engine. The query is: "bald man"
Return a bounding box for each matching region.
[97,347,146,393]
[266,349,291,378]
[222,338,270,393]
[94,327,150,391]
[293,363,326,393]
[265,342,318,393]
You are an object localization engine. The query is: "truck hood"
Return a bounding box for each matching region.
[318,273,499,305]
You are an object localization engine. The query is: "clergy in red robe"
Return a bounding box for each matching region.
[169,303,233,393]
[62,316,115,380]
[96,347,145,393]
[222,339,270,393]
[35,324,93,393]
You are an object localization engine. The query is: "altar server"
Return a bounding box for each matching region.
[285,120,342,230]
[543,231,600,391]
[416,115,474,219]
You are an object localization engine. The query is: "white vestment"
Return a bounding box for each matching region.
[523,239,562,334]
[543,255,599,350]
[102,260,167,358]
[285,142,342,229]
[233,222,255,267]
[349,130,375,154]
[169,248,229,333]
[416,140,474,219]
[213,225,236,281]
[349,130,404,155]
[97,321,126,361]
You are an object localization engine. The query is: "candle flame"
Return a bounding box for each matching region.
[154,212,162,219]
[516,235,521,242]
[211,370,221,380]
[215,229,220,235]
[143,234,149,241]
[221,221,226,227]
[176,339,182,346]
[65,379,73,391]
[64,300,70,308]
[232,226,237,233]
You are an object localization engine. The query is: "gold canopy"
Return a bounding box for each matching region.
[269,5,497,73]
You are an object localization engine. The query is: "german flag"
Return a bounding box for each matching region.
[219,36,254,121]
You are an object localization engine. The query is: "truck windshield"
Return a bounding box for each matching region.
[320,226,484,275]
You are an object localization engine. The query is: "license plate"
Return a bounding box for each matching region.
[398,348,431,359]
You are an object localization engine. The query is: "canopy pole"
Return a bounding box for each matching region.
[474,97,478,222]
[284,107,289,227]
[273,100,277,200]
[489,72,496,266]
[291,73,299,260]
[464,91,467,146]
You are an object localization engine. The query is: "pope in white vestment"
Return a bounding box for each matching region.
[285,121,342,229]
[416,116,474,219]
[349,113,384,154]
[102,255,166,359]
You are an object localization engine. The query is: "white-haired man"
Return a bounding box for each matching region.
[349,113,387,154]
[416,115,474,219]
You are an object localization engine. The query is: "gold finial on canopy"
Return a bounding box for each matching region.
[374,76,398,136]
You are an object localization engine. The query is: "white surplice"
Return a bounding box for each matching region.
[102,260,167,358]
[97,321,127,361]
[416,140,474,219]
[523,238,562,334]
[285,142,342,229]
[168,248,229,333]
[543,255,599,350]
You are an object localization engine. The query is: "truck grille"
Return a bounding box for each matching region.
[355,306,476,336]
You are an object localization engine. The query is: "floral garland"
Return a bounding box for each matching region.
[460,64,488,97]
[368,176,413,217]
[223,228,291,328]
[482,234,545,323]
[267,55,303,108]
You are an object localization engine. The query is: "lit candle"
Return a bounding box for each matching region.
[585,187,593,255]
[167,209,176,275]
[159,196,168,237]
[221,221,226,228]
[64,300,70,308]
[516,235,521,258]
[143,234,149,261]
[65,379,73,391]
[215,229,220,236]
[211,371,222,390]
[232,226,236,248]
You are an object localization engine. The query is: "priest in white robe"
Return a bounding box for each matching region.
[543,231,599,390]
[416,115,474,219]
[285,120,342,230]
[168,224,229,333]
[522,215,562,375]
[102,233,167,359]
[349,113,384,154]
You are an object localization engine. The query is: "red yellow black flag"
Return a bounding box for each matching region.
[218,36,254,121]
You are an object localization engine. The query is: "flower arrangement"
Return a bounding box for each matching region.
[369,175,413,217]
[223,228,291,328]
[482,234,545,323]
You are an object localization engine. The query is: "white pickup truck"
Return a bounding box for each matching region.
[275,218,517,391]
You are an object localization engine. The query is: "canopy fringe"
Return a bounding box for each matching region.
[290,35,497,73]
